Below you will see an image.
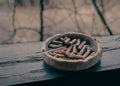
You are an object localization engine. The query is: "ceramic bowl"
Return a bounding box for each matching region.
[42,32,102,71]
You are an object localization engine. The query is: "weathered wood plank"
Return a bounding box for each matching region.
[0,35,120,85]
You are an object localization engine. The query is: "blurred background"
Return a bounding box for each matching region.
[0,0,120,44]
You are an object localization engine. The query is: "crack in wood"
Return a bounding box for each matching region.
[115,37,120,41]
[0,58,43,67]
[102,47,120,52]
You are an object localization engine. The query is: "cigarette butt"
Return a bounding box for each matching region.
[47,46,66,52]
[60,36,68,41]
[48,51,65,57]
[64,38,71,44]
[75,55,85,59]
[76,39,81,46]
[64,36,68,40]
[69,39,77,44]
[78,41,86,49]
[49,44,62,48]
[86,45,94,52]
[61,47,67,51]
[52,40,62,44]
[48,51,56,56]
[83,49,91,57]
[78,45,87,55]
[73,44,77,54]
[65,45,73,56]
[54,50,65,54]
[90,51,96,56]
[60,38,64,41]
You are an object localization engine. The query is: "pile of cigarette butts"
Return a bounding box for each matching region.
[46,36,96,60]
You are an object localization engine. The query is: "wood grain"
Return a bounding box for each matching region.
[0,35,120,85]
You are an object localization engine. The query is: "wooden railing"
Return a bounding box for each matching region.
[0,35,120,85]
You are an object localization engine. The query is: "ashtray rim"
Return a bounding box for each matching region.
[42,32,102,63]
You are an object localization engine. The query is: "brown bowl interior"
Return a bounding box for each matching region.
[43,32,98,61]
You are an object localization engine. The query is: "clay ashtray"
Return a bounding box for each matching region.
[42,32,102,71]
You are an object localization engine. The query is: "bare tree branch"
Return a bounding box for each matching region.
[39,0,44,41]
[1,0,17,44]
[92,0,113,35]
[71,0,83,33]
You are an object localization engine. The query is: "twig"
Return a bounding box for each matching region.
[1,0,17,44]
[39,0,44,41]
[71,0,83,33]
[92,0,113,35]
